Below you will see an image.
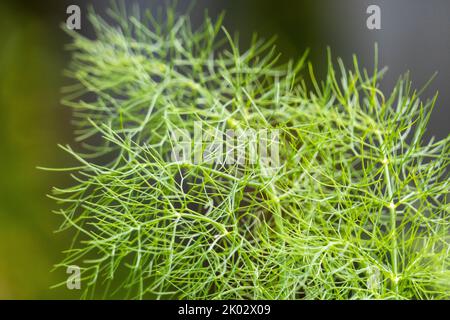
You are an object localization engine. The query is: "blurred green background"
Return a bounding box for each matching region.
[0,0,448,299]
[0,1,74,298]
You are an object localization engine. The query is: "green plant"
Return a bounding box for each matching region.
[46,4,449,299]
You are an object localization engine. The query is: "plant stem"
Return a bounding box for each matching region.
[378,132,399,294]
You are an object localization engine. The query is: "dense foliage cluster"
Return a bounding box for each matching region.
[49,5,449,299]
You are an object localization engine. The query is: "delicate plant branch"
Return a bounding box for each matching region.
[45,3,449,299]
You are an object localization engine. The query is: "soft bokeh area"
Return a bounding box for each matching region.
[0,0,448,299]
[0,1,75,298]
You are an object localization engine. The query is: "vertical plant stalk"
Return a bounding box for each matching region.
[378,132,399,294]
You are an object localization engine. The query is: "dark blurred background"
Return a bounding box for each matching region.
[0,0,448,299]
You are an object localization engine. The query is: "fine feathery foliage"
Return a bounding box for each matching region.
[45,4,449,299]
